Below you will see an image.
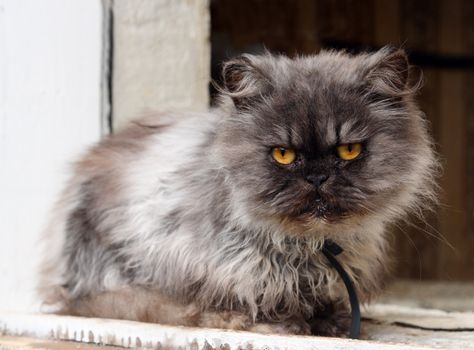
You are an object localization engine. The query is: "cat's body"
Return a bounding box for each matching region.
[39,48,436,336]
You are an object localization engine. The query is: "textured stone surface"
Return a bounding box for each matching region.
[364,321,474,350]
[112,0,210,130]
[378,279,474,312]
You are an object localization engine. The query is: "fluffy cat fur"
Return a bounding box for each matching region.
[39,47,437,336]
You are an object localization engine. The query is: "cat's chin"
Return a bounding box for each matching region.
[274,208,373,238]
[296,204,352,223]
[272,214,345,238]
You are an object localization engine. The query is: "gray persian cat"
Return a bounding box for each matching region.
[39,47,436,336]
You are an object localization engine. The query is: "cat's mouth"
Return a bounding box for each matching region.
[288,189,358,222]
[265,186,367,224]
[286,195,350,222]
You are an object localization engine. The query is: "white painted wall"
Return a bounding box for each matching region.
[0,0,102,312]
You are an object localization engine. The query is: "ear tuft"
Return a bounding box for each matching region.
[222,56,253,94]
[220,55,267,108]
[367,48,410,96]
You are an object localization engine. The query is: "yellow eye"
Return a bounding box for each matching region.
[337,143,362,160]
[271,147,296,165]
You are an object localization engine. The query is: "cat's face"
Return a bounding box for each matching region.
[215,48,436,235]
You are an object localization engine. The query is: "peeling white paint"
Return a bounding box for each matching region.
[0,311,435,350]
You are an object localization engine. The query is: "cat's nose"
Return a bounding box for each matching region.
[305,174,329,187]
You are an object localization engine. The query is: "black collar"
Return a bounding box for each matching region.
[322,240,361,339]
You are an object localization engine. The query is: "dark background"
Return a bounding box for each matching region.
[210,0,474,280]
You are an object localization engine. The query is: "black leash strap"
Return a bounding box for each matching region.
[322,240,361,339]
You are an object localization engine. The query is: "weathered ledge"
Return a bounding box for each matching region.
[1,303,474,349]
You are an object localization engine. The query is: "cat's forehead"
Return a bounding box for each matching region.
[259,80,371,149]
[243,50,410,149]
[276,52,368,86]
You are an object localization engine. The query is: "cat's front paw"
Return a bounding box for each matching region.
[198,310,252,330]
[249,318,311,335]
[309,308,352,337]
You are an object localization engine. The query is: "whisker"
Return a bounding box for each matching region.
[357,203,423,279]
[402,218,455,252]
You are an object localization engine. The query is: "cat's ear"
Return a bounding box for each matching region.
[365,47,411,97]
[220,55,269,108]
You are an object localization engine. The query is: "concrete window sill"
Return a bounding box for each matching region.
[1,302,474,350]
[2,281,474,349]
